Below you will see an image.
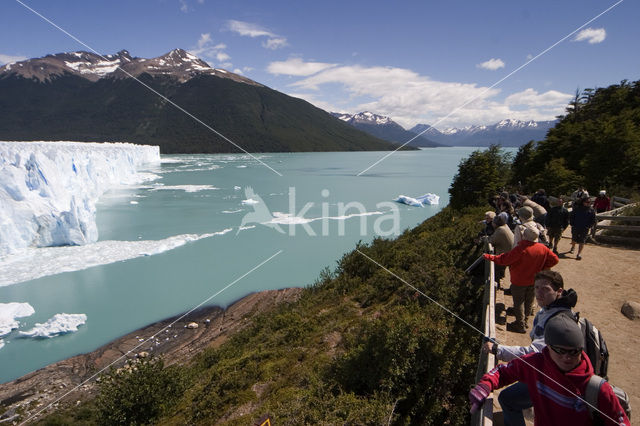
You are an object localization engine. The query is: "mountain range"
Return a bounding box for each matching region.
[410,119,557,147]
[334,111,556,148]
[0,49,401,153]
[331,111,443,147]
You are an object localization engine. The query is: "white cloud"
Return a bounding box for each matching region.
[216,52,230,62]
[0,54,27,65]
[477,58,505,70]
[267,58,337,76]
[573,27,606,44]
[227,20,288,50]
[505,88,573,108]
[189,33,231,67]
[275,59,571,128]
[179,0,202,12]
[263,37,288,50]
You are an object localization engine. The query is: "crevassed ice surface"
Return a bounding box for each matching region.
[0,141,160,256]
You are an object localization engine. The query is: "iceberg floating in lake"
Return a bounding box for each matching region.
[0,302,35,337]
[394,193,440,207]
[0,141,160,255]
[20,313,87,338]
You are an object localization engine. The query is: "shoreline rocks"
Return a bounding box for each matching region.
[0,287,302,423]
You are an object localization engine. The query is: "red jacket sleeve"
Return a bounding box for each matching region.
[489,245,522,267]
[598,381,630,425]
[478,360,523,392]
[543,248,559,269]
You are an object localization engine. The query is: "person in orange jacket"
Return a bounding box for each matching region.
[484,227,559,333]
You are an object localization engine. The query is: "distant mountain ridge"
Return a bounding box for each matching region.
[331,111,443,147]
[0,49,402,153]
[410,119,557,147]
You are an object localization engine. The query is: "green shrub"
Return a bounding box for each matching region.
[95,356,188,425]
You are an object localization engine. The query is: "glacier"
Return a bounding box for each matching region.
[0,141,160,256]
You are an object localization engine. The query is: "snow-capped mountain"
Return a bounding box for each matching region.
[332,111,443,147]
[0,48,259,85]
[410,119,557,147]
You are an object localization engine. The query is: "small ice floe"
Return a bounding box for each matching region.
[149,185,218,193]
[0,302,35,337]
[19,313,87,338]
[241,198,259,205]
[394,193,439,207]
[130,201,138,205]
[234,186,242,191]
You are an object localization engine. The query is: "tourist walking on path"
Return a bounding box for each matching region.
[484,227,559,333]
[570,194,596,260]
[470,313,630,425]
[483,270,577,425]
[545,198,570,255]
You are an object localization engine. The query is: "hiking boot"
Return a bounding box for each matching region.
[569,247,575,254]
[553,249,559,255]
[576,255,582,260]
[507,322,527,334]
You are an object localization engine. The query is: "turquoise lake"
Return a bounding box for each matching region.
[0,147,484,383]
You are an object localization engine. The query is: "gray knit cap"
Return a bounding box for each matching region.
[544,312,583,349]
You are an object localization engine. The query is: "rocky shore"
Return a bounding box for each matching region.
[0,287,302,424]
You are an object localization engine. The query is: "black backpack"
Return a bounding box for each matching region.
[577,315,609,378]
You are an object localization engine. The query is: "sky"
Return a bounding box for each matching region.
[1,0,638,130]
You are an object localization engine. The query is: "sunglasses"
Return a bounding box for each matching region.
[549,345,582,356]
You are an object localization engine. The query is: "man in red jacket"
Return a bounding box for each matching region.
[484,227,559,333]
[469,312,629,425]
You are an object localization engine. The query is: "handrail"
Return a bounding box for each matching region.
[471,239,496,426]
[593,202,640,244]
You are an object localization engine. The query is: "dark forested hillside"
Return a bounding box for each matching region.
[0,73,402,153]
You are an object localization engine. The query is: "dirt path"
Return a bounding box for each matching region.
[493,233,640,424]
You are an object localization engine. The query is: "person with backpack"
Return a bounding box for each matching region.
[513,206,548,248]
[483,270,577,425]
[470,312,630,425]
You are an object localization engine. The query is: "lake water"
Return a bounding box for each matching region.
[0,147,481,383]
